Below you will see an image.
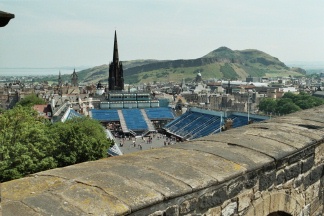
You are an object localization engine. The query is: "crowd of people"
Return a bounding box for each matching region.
[115,132,180,154]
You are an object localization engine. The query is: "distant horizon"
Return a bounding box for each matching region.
[1,60,324,69]
[0,67,89,76]
[1,60,324,77]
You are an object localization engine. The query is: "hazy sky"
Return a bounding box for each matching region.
[1,0,324,69]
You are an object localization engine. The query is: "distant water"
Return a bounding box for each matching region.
[286,62,324,69]
[0,67,88,76]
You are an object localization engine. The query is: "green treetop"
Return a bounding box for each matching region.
[15,94,46,107]
[258,92,324,115]
[0,106,112,182]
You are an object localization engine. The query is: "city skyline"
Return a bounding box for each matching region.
[1,0,324,70]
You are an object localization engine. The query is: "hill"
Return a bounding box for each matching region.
[63,47,306,84]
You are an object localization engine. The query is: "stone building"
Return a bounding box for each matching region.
[71,69,78,87]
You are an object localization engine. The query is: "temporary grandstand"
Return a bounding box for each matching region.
[90,107,175,135]
[105,129,123,156]
[51,101,83,123]
[163,107,269,140]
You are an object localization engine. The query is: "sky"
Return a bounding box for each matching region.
[1,0,324,73]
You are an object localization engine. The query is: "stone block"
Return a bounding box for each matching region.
[259,170,275,191]
[276,158,288,170]
[270,192,289,213]
[179,198,198,214]
[204,206,221,216]
[293,174,303,188]
[262,162,276,173]
[310,164,323,185]
[288,151,304,164]
[282,179,294,189]
[314,143,324,166]
[305,181,320,205]
[260,192,271,216]
[198,186,227,210]
[276,169,285,185]
[165,205,179,216]
[286,194,303,216]
[244,172,257,189]
[284,162,301,181]
[302,155,315,173]
[237,191,253,212]
[245,196,264,216]
[221,202,237,216]
[304,171,312,189]
[227,177,244,198]
[303,146,315,158]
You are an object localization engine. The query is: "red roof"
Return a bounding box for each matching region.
[33,105,51,119]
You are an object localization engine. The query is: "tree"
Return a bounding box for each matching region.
[283,91,324,110]
[282,92,298,101]
[275,99,301,114]
[0,107,112,182]
[259,92,324,115]
[49,117,112,167]
[270,98,300,114]
[0,107,5,114]
[258,98,277,113]
[15,94,46,107]
[0,106,56,182]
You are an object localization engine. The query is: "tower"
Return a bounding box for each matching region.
[96,81,105,95]
[71,69,78,87]
[226,80,232,94]
[58,71,63,87]
[108,31,124,91]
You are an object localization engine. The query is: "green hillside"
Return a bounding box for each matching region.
[64,47,306,84]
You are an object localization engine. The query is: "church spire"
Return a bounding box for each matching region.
[113,30,119,63]
[71,68,78,87]
[108,30,124,91]
[58,71,62,87]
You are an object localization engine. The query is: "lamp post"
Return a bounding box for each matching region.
[247,92,250,123]
[220,112,222,133]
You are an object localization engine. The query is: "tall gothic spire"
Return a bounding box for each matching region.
[58,71,62,87]
[71,68,78,87]
[113,30,119,63]
[108,30,124,91]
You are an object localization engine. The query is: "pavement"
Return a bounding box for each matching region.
[115,132,180,155]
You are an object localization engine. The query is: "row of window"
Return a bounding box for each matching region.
[108,94,150,101]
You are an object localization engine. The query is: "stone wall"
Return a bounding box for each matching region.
[2,106,324,216]
[138,142,323,216]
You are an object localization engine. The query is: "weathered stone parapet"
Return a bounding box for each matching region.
[136,149,324,215]
[315,141,324,165]
[2,106,324,215]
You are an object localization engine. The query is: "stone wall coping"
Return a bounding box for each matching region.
[2,106,324,215]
